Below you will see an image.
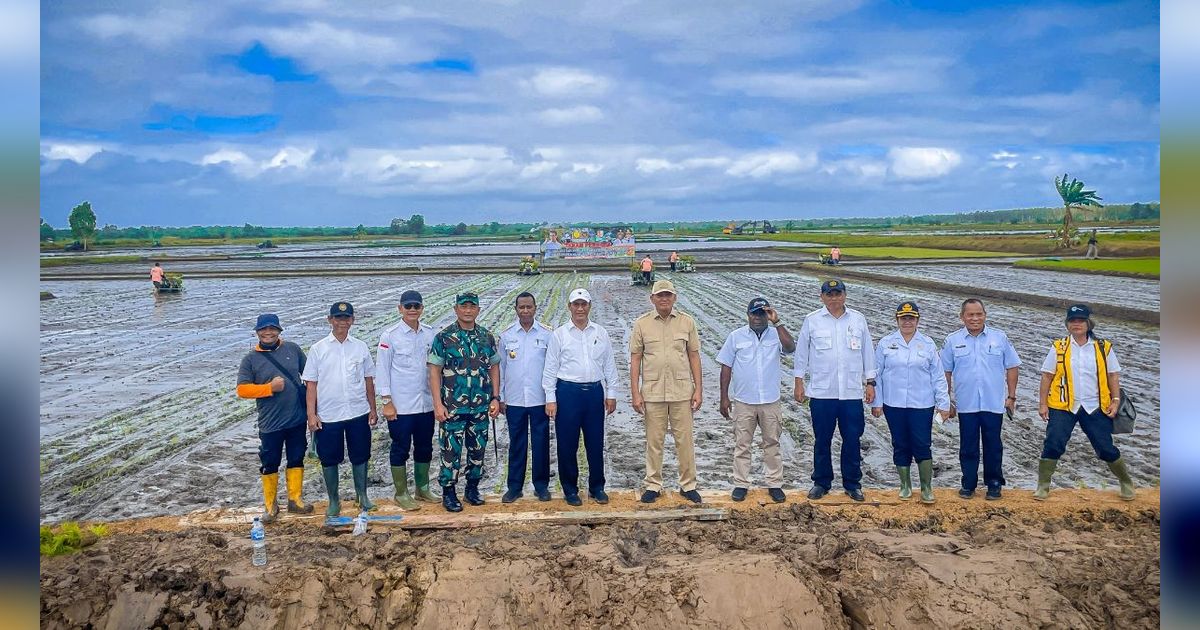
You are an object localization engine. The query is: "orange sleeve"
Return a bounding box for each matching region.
[237,382,274,399]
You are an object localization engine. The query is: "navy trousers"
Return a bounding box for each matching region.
[555,380,606,497]
[505,405,551,494]
[959,411,1004,490]
[1042,407,1120,462]
[259,422,308,474]
[315,414,372,467]
[387,411,435,466]
[809,398,865,491]
[883,405,934,466]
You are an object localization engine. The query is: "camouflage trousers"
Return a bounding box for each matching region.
[438,412,489,487]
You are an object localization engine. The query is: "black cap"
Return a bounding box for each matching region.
[895,301,920,317]
[820,279,846,294]
[400,290,423,306]
[747,297,770,314]
[254,313,282,331]
[329,301,354,317]
[456,292,479,305]
[1066,304,1091,320]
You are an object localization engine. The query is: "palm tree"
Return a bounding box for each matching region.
[1054,173,1103,249]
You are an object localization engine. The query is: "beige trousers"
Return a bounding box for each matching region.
[732,400,784,487]
[643,400,697,492]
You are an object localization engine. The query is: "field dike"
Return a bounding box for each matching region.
[40,489,1159,629]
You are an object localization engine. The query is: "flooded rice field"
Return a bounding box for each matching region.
[40,268,1160,522]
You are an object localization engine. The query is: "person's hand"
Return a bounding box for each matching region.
[691,390,703,412]
[863,384,875,405]
[631,391,645,415]
[433,402,449,422]
[935,408,949,422]
[498,401,507,414]
[1039,402,1050,421]
[545,402,557,419]
[947,403,957,419]
[794,381,807,403]
[1005,397,1017,415]
[719,397,732,420]
[871,407,882,418]
[270,376,286,392]
[605,398,616,415]
[765,307,779,324]
[368,409,378,427]
[382,400,397,421]
[1104,399,1118,418]
[307,413,322,432]
[488,399,500,418]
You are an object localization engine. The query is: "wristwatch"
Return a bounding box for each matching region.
[865,379,876,386]
[771,320,784,327]
[381,395,392,403]
[491,395,501,402]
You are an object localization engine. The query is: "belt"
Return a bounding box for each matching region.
[558,379,602,389]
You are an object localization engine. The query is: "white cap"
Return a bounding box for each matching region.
[568,288,592,303]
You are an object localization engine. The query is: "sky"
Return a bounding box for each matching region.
[39,0,1160,228]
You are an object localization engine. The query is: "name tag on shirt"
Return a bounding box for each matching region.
[849,336,862,351]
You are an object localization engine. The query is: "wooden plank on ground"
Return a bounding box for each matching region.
[395,507,729,530]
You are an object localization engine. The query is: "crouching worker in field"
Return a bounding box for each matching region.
[236,314,314,522]
[303,302,379,517]
[428,292,502,512]
[1035,304,1135,501]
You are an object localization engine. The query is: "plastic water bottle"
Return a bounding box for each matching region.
[250,517,267,567]
[352,511,368,536]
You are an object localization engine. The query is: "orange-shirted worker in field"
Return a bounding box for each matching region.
[640,254,654,284]
[150,262,165,289]
[830,246,841,265]
[669,251,680,272]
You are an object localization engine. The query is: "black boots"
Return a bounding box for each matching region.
[464,478,485,506]
[442,485,462,512]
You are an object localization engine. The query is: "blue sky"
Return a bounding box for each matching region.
[39,0,1159,227]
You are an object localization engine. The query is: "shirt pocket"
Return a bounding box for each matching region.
[505,340,520,360]
[813,332,834,352]
[346,358,365,384]
[672,332,691,353]
[735,340,755,364]
[985,342,1005,367]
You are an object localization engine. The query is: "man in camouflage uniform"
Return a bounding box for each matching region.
[428,291,502,512]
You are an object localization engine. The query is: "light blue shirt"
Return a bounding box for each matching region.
[870,329,950,410]
[499,320,554,407]
[717,325,789,405]
[940,326,1021,414]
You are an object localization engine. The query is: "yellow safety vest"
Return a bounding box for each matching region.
[1047,336,1113,412]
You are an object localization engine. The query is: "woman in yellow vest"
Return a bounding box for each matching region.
[1035,304,1134,500]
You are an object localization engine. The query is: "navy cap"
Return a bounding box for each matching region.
[820,279,846,294]
[895,301,920,317]
[456,292,479,305]
[1066,304,1091,320]
[329,301,354,317]
[400,290,423,306]
[254,313,282,331]
[747,297,770,314]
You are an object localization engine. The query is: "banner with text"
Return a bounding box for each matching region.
[541,226,636,260]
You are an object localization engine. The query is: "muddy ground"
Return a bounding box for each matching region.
[39,489,1160,629]
[40,266,1160,523]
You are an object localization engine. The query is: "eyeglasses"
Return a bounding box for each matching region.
[402,303,423,310]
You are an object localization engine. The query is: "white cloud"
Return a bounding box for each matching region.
[267,147,316,169]
[888,147,962,179]
[991,150,1018,160]
[635,158,680,174]
[537,105,604,126]
[77,9,209,48]
[525,67,611,97]
[252,21,429,69]
[569,162,604,175]
[712,59,947,102]
[42,143,104,164]
[725,151,817,178]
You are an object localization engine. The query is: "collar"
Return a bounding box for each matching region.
[653,310,676,321]
[324,332,353,345]
[253,341,283,352]
[820,306,848,319]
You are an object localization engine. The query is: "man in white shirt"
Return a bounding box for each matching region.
[377,290,437,511]
[718,297,796,503]
[542,288,619,506]
[302,301,378,517]
[498,292,554,503]
[793,279,876,502]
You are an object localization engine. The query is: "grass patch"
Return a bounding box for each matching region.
[742,231,1159,257]
[41,255,143,267]
[40,522,107,556]
[1013,257,1160,278]
[783,245,1013,259]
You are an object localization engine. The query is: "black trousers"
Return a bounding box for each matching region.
[387,411,435,466]
[505,405,551,494]
[259,422,308,474]
[315,414,372,467]
[555,380,606,497]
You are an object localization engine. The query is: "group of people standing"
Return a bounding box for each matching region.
[236,277,1136,520]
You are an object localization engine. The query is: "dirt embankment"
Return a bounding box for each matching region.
[41,489,1159,629]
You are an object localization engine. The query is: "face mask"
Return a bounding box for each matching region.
[259,339,280,350]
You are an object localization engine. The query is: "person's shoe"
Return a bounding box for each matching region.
[768,487,786,503]
[464,479,485,506]
[260,472,280,523]
[285,467,314,514]
[591,489,609,505]
[535,488,552,502]
[958,488,974,499]
[640,490,660,504]
[1034,458,1057,501]
[413,462,439,502]
[501,489,522,504]
[807,485,829,500]
[845,488,865,502]
[897,465,912,501]
[351,462,377,512]
[985,486,1002,501]
[917,460,935,504]
[564,493,583,506]
[731,487,748,502]
[681,489,702,504]
[1107,457,1136,500]
[390,466,420,511]
[322,466,342,517]
[442,486,462,512]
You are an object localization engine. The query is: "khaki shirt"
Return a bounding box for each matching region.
[631,309,701,402]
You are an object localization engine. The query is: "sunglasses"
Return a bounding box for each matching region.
[402,303,423,310]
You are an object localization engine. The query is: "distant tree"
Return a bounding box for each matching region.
[488,221,500,234]
[452,222,468,235]
[1054,173,1103,249]
[784,220,794,232]
[407,214,425,235]
[355,224,367,239]
[389,218,407,234]
[68,201,97,251]
[39,218,54,241]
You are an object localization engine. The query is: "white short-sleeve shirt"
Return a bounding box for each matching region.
[302,333,375,422]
